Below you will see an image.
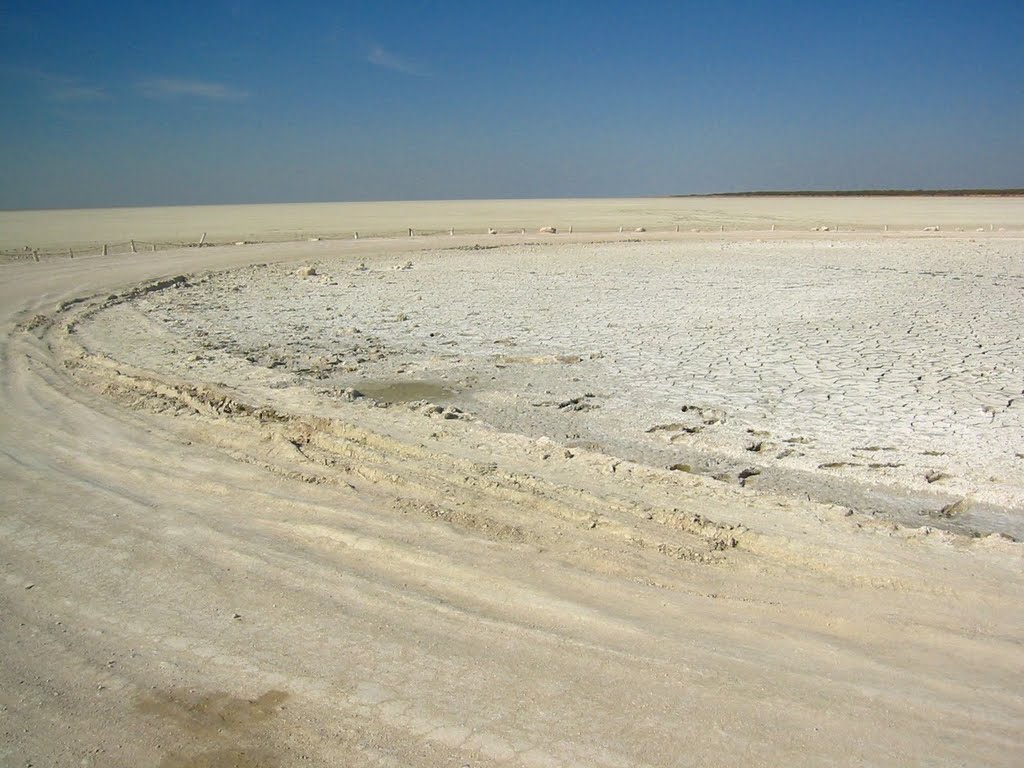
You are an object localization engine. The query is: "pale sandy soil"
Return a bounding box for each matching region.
[1,218,1022,767]
[2,195,1023,253]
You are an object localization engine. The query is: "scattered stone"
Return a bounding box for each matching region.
[669,463,693,473]
[680,404,726,424]
[937,498,971,517]
[925,470,951,484]
[295,265,317,277]
[538,226,557,234]
[634,227,646,233]
[488,228,498,235]
[340,388,363,401]
[923,226,940,232]
[738,467,761,479]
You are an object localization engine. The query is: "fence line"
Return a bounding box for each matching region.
[0,222,1007,264]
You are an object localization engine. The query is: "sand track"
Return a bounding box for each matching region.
[1,233,1023,767]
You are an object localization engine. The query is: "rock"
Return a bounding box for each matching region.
[634,227,646,233]
[234,241,248,246]
[938,498,971,517]
[296,265,317,277]
[738,467,762,480]
[923,226,940,232]
[976,227,986,232]
[340,388,363,401]
[488,228,497,235]
[538,226,557,234]
[681,404,726,425]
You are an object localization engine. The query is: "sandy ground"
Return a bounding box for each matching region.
[1,219,1023,767]
[2,195,1023,253]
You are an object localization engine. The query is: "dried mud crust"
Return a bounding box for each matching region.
[25,262,1016,567]
[69,239,1024,538]
[37,277,754,571]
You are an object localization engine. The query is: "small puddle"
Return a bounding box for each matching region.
[354,380,456,403]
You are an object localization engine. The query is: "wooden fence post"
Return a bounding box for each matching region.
[198,232,207,246]
[68,248,74,259]
[130,240,137,253]
[151,242,156,252]
[32,250,39,262]
[103,244,108,256]
[354,232,359,240]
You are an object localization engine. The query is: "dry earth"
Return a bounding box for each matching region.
[1,223,1023,767]
[3,195,1023,253]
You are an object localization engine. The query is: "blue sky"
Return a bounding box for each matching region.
[1,0,1022,209]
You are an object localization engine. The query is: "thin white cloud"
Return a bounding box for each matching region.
[367,45,427,77]
[139,78,249,101]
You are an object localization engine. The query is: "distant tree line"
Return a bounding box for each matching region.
[674,189,1024,197]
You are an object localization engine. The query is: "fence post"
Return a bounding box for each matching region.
[198,232,207,246]
[68,248,74,259]
[771,224,775,232]
[568,225,573,234]
[354,232,359,240]
[151,242,156,252]
[675,224,680,232]
[130,239,137,253]
[33,250,39,262]
[408,228,413,237]
[103,244,108,256]
[449,227,454,236]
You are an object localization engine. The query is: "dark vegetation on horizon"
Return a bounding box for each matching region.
[675,189,1024,198]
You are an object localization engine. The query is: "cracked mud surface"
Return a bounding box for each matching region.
[112,239,1024,536]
